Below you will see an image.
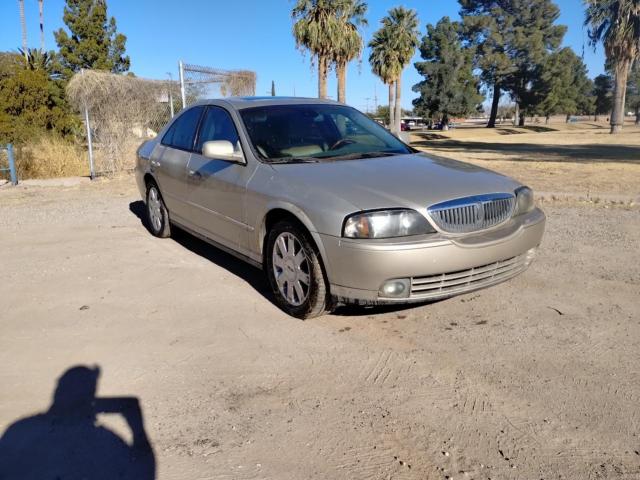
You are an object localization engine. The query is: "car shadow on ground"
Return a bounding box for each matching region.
[129,200,274,303]
[0,365,155,479]
[332,301,439,317]
[130,200,443,319]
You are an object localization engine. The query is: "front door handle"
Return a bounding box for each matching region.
[188,169,202,180]
[150,160,160,167]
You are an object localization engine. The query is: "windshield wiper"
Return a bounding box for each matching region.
[268,157,320,164]
[323,151,402,161]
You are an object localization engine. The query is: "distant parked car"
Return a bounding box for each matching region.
[136,97,545,318]
[400,122,409,131]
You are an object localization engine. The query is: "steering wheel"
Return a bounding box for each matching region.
[329,138,356,151]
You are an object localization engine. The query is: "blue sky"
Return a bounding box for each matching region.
[1,0,605,111]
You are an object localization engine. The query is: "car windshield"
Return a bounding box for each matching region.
[239,104,412,162]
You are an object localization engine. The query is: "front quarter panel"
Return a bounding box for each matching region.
[245,163,360,273]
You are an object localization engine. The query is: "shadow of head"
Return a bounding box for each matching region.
[0,365,156,480]
[49,365,100,417]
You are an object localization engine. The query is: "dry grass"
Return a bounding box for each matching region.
[93,138,140,175]
[411,121,640,199]
[16,136,89,179]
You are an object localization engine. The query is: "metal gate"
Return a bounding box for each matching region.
[0,144,17,185]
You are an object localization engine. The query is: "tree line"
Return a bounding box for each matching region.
[292,0,640,135]
[2,0,638,148]
[1,0,129,145]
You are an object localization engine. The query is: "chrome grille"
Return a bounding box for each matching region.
[428,193,515,233]
[410,253,529,298]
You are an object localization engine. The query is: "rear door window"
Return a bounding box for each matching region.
[161,106,204,151]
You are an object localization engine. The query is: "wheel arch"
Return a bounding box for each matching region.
[259,204,333,282]
[143,172,157,189]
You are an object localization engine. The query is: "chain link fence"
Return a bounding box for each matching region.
[179,62,256,107]
[67,70,180,176]
[65,62,255,177]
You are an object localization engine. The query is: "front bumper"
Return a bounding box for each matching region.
[320,208,546,304]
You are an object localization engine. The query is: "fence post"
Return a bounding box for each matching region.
[81,69,95,179]
[7,144,17,185]
[179,60,186,109]
[83,103,95,180]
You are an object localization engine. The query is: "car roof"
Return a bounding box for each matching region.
[192,96,341,110]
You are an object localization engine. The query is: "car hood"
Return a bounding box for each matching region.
[270,152,521,212]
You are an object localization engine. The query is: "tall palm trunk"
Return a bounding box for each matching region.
[610,59,631,134]
[318,55,328,99]
[337,62,346,103]
[38,0,44,51]
[388,82,395,131]
[394,75,402,135]
[18,0,27,58]
[635,106,639,125]
[487,83,500,128]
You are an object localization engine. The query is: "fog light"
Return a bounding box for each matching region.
[379,278,410,298]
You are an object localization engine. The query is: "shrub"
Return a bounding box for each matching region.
[16,136,88,179]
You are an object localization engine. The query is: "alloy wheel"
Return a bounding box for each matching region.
[147,186,162,232]
[272,232,311,306]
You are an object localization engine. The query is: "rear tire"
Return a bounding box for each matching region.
[146,182,171,238]
[266,220,330,319]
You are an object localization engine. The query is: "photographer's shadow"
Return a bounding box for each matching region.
[0,365,155,480]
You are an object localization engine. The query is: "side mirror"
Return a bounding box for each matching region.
[202,140,245,163]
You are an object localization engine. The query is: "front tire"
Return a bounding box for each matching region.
[146,183,171,238]
[266,220,330,319]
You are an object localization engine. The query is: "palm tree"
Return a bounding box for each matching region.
[332,0,368,103]
[39,0,44,52]
[19,47,53,72]
[383,7,420,135]
[369,27,400,130]
[292,0,342,99]
[585,0,640,134]
[18,0,27,59]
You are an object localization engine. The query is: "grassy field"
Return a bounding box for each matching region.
[411,120,640,202]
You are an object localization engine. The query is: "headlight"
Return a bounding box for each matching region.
[343,209,436,239]
[514,186,534,216]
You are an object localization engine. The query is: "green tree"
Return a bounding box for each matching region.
[332,0,367,103]
[292,0,342,99]
[627,62,640,124]
[459,0,515,128]
[54,0,129,77]
[413,17,484,130]
[503,0,566,126]
[535,48,594,122]
[593,73,614,120]
[369,25,401,129]
[585,0,640,133]
[0,52,77,144]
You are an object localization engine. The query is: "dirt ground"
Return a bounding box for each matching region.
[1,137,639,479]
